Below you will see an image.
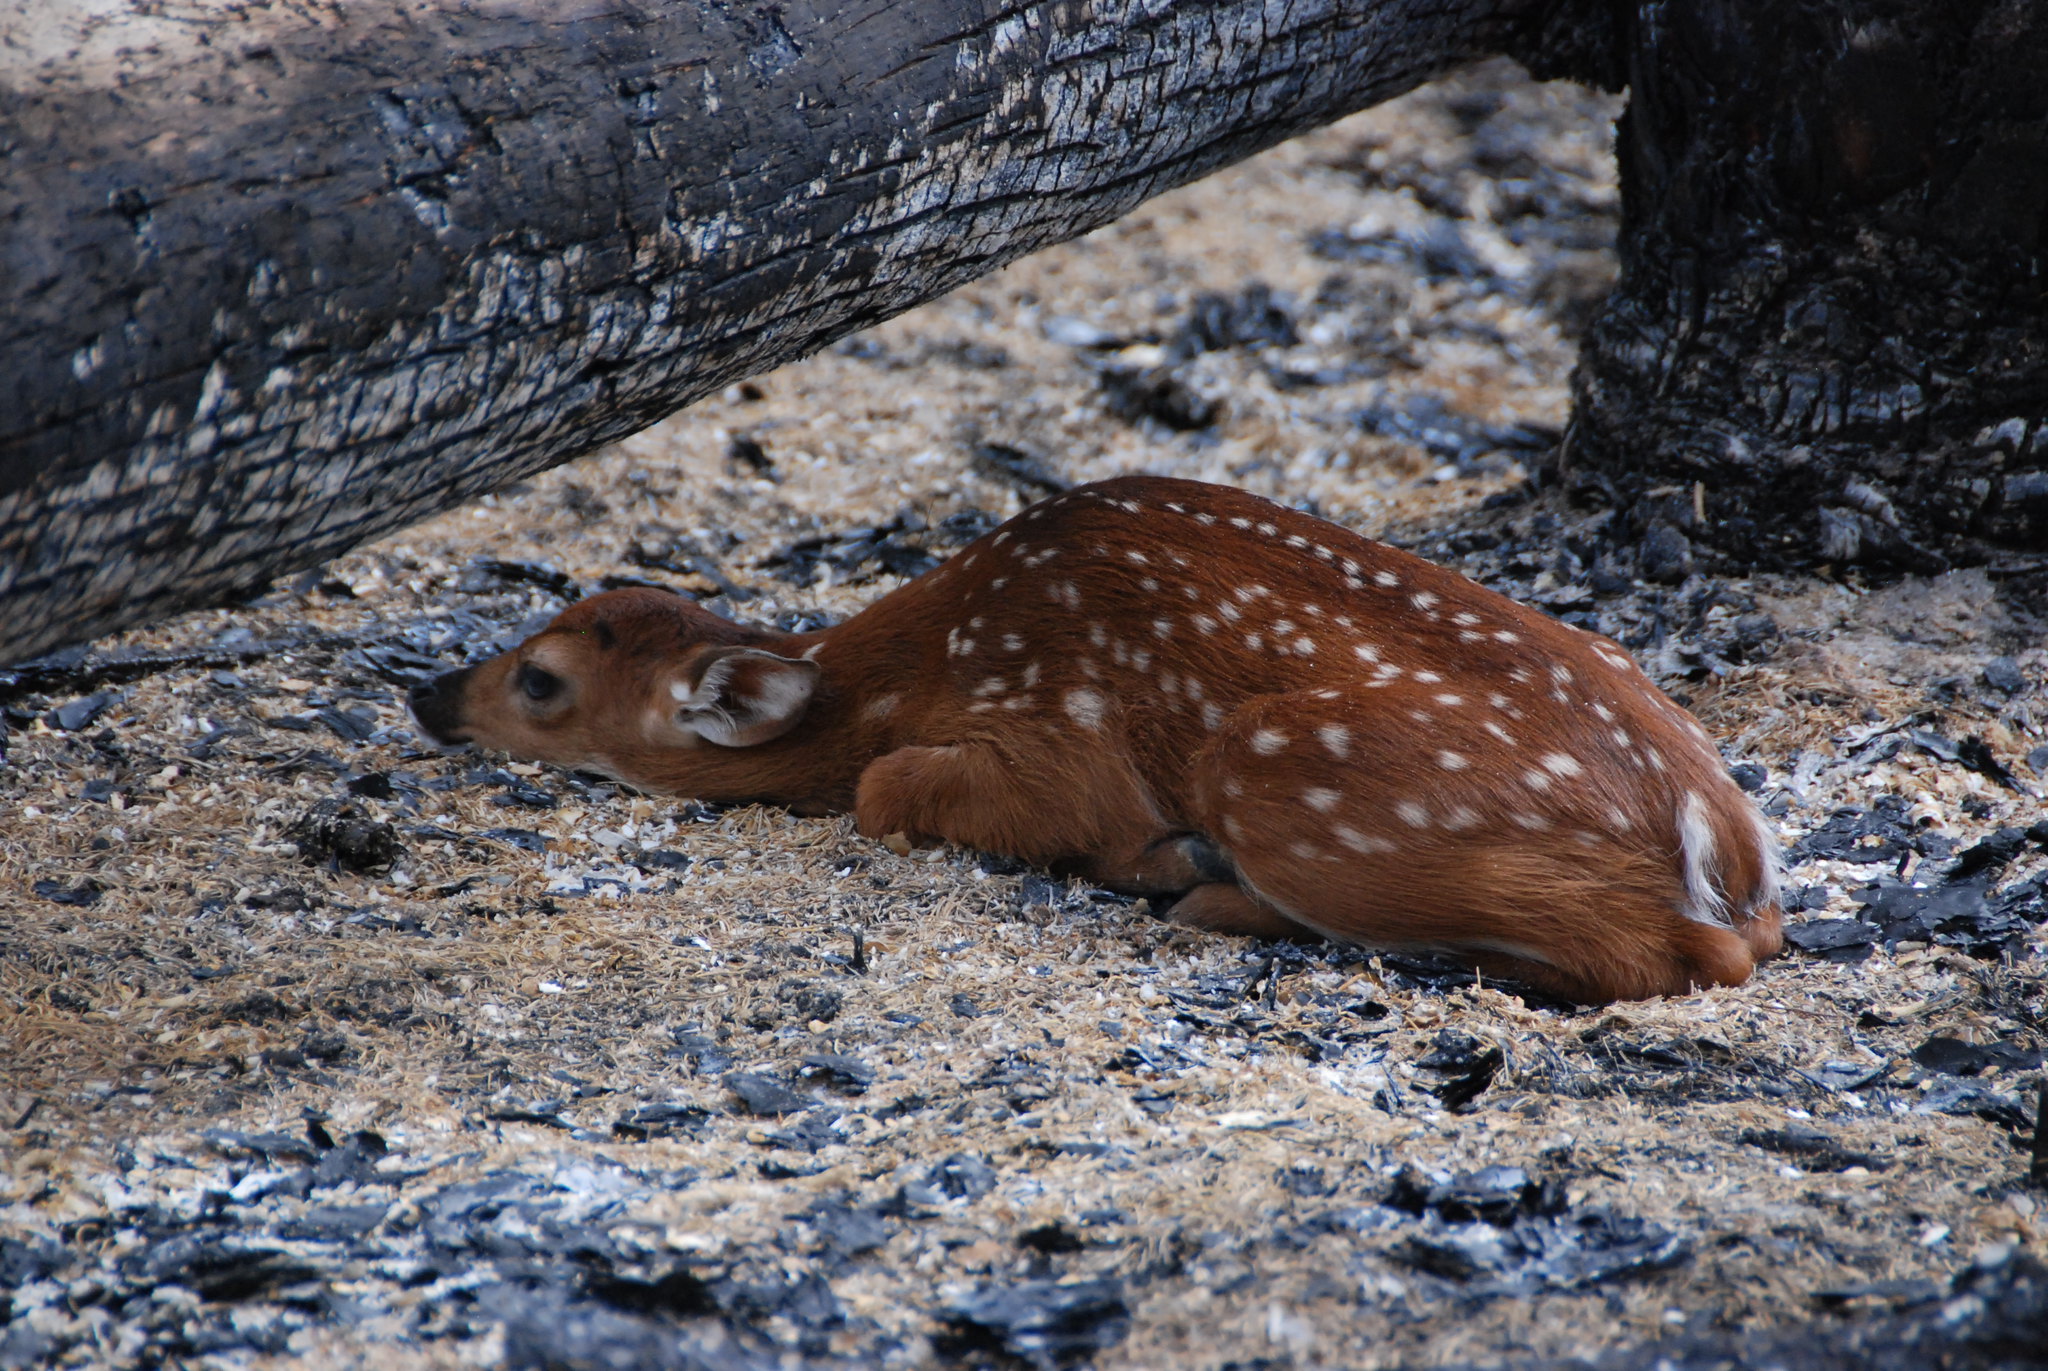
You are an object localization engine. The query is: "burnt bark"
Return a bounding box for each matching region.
[1561,0,2048,574]
[0,0,1529,664]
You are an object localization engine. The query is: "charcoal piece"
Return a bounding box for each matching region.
[480,1284,714,1371]
[1853,875,2039,958]
[345,771,395,799]
[1638,523,1693,585]
[1387,1165,1557,1225]
[1278,1163,1336,1198]
[275,1202,389,1240]
[974,442,1068,495]
[1810,1277,1944,1308]
[1781,917,1879,961]
[1983,656,2028,694]
[807,1201,893,1257]
[480,827,548,852]
[471,558,579,599]
[349,642,445,685]
[789,986,843,1022]
[585,1268,719,1318]
[629,848,691,872]
[492,777,557,809]
[45,689,120,732]
[1736,1124,1888,1172]
[314,706,377,744]
[669,1031,732,1076]
[2031,744,2048,777]
[765,1112,844,1153]
[727,432,774,476]
[0,1235,68,1289]
[940,1277,1131,1369]
[950,993,983,1019]
[1173,282,1297,354]
[203,1129,321,1165]
[1728,762,1767,792]
[1018,1222,1087,1253]
[1789,799,1918,865]
[289,798,401,873]
[716,1271,845,1329]
[724,1072,811,1116]
[1434,1047,1503,1111]
[1390,1207,1688,1292]
[1916,1078,2034,1131]
[139,1236,318,1300]
[1353,390,1555,466]
[32,878,102,907]
[487,1100,572,1128]
[906,1152,998,1205]
[1948,828,2029,882]
[798,1053,874,1093]
[1098,364,1218,430]
[609,1104,710,1142]
[1912,1036,2042,1076]
[1909,730,2027,792]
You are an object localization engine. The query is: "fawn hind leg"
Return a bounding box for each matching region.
[1164,882,1320,940]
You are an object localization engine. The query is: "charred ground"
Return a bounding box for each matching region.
[2,61,2045,1371]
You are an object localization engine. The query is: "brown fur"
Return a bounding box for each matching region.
[412,476,1782,1003]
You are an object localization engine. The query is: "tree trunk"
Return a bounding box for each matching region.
[0,0,1526,665]
[1561,0,2048,576]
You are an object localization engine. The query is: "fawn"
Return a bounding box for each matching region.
[411,476,1782,1001]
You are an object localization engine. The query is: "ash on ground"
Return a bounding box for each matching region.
[4,60,2045,1371]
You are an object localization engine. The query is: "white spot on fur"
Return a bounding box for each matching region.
[1319,724,1351,758]
[1437,751,1469,771]
[1396,801,1430,828]
[1434,693,1463,707]
[1064,688,1107,730]
[1444,805,1480,831]
[1353,643,1381,663]
[1153,618,1174,639]
[1373,571,1398,588]
[1202,702,1226,730]
[1410,591,1440,610]
[1193,613,1217,633]
[1303,787,1340,812]
[862,692,901,721]
[1452,612,1481,627]
[1509,812,1550,830]
[1334,824,1395,855]
[1126,550,1148,565]
[1523,768,1553,791]
[1494,630,1520,644]
[1541,752,1584,778]
[1484,721,1515,746]
[1250,728,1288,755]
[1002,633,1024,652]
[1022,662,1042,688]
[1413,670,1442,684]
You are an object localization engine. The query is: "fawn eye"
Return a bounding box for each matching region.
[518,664,562,702]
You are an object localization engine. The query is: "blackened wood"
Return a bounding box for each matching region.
[0,0,1521,664]
[1563,1,2048,574]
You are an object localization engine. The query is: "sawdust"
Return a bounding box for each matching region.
[2,59,2044,1371]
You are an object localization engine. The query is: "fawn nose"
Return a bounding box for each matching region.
[408,668,475,744]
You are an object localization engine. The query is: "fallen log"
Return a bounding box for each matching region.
[0,0,1523,663]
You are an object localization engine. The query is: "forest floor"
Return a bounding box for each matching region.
[4,59,2046,1371]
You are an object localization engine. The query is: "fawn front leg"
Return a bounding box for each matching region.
[854,743,1190,891]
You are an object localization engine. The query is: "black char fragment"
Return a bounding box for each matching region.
[289,798,401,874]
[1736,1123,1889,1172]
[938,1277,1132,1370]
[612,1103,710,1141]
[798,1053,874,1093]
[1912,1035,2043,1077]
[32,878,103,907]
[723,1073,812,1116]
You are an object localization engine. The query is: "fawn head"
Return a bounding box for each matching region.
[408,588,820,779]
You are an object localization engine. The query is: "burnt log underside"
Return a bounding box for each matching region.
[2,0,2044,667]
[0,0,1533,665]
[1564,0,2048,576]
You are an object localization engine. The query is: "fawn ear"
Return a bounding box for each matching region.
[669,647,819,747]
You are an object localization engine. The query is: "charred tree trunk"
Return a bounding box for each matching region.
[0,0,1524,664]
[1561,1,2048,576]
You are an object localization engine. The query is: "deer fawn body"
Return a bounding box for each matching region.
[412,476,1781,1002]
